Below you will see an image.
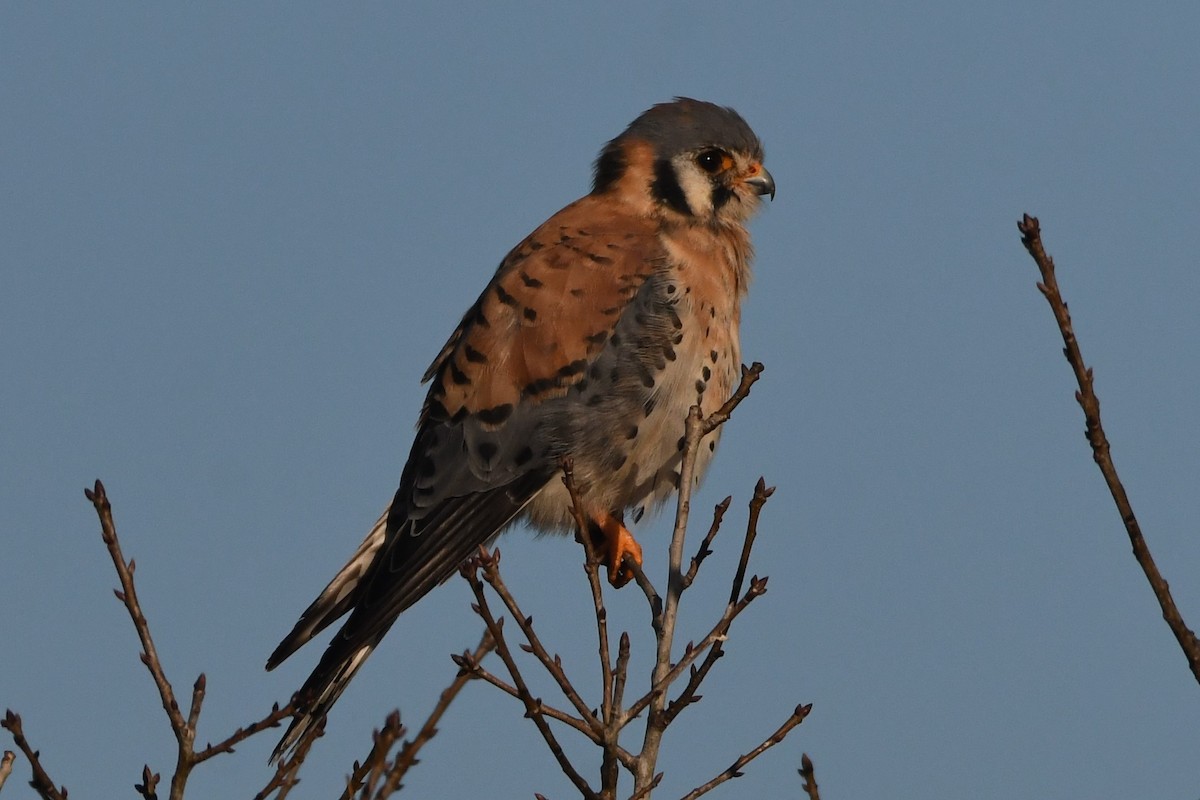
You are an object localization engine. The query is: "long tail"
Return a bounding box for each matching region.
[267,510,389,670]
[270,633,384,762]
[266,510,388,763]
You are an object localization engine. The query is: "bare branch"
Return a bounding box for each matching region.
[623,574,769,727]
[611,633,632,721]
[626,772,661,800]
[479,547,600,732]
[451,657,596,737]
[728,479,775,608]
[85,480,189,742]
[253,718,322,800]
[561,459,617,729]
[194,702,294,763]
[340,710,403,800]
[366,631,497,799]
[681,497,731,590]
[1018,215,1200,683]
[678,704,811,800]
[134,764,160,800]
[454,361,798,797]
[85,480,297,798]
[634,363,765,794]
[562,458,626,798]
[1,711,67,800]
[798,753,821,800]
[701,362,765,437]
[461,551,600,799]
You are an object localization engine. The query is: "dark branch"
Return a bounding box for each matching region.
[1,711,67,800]
[681,496,732,590]
[194,701,295,763]
[461,551,600,799]
[1018,214,1200,684]
[798,753,821,800]
[678,703,811,800]
[362,630,497,799]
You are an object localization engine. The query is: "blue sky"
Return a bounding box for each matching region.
[4,3,1200,798]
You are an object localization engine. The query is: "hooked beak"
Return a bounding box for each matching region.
[744,165,775,201]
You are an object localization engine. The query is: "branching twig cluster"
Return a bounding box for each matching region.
[5,363,814,798]
[339,631,496,800]
[1018,215,1200,684]
[3,481,488,800]
[456,362,812,798]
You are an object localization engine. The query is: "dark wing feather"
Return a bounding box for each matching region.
[269,193,667,760]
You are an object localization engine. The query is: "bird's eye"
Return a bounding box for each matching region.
[696,149,728,174]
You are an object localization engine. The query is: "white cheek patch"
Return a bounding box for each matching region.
[671,156,714,217]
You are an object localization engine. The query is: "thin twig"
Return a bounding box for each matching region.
[1,712,66,800]
[480,553,600,731]
[562,458,623,798]
[681,497,731,590]
[611,633,632,722]
[194,702,295,762]
[665,484,773,725]
[728,479,775,607]
[451,658,596,736]
[798,753,821,800]
[628,560,663,635]
[634,403,704,790]
[623,575,769,727]
[626,772,662,800]
[254,718,322,800]
[561,459,617,720]
[633,363,765,794]
[85,480,298,798]
[461,552,600,799]
[1018,215,1200,683]
[340,711,404,800]
[86,479,195,800]
[370,631,497,799]
[134,764,160,799]
[678,704,811,800]
[702,362,765,437]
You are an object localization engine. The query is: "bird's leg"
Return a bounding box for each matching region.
[589,511,643,587]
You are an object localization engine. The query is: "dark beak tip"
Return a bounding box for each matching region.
[747,168,776,201]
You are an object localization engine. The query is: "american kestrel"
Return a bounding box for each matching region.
[267,97,774,758]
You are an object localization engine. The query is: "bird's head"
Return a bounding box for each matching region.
[592,97,774,225]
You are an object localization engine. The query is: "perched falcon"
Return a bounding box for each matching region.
[267,97,774,758]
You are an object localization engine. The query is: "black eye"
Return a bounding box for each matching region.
[696,149,726,174]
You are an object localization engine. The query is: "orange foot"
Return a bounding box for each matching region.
[594,512,643,587]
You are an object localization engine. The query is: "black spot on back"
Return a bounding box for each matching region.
[476,441,498,463]
[476,404,514,425]
[449,361,471,385]
[496,284,519,307]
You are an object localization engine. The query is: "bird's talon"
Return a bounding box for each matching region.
[597,516,642,588]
